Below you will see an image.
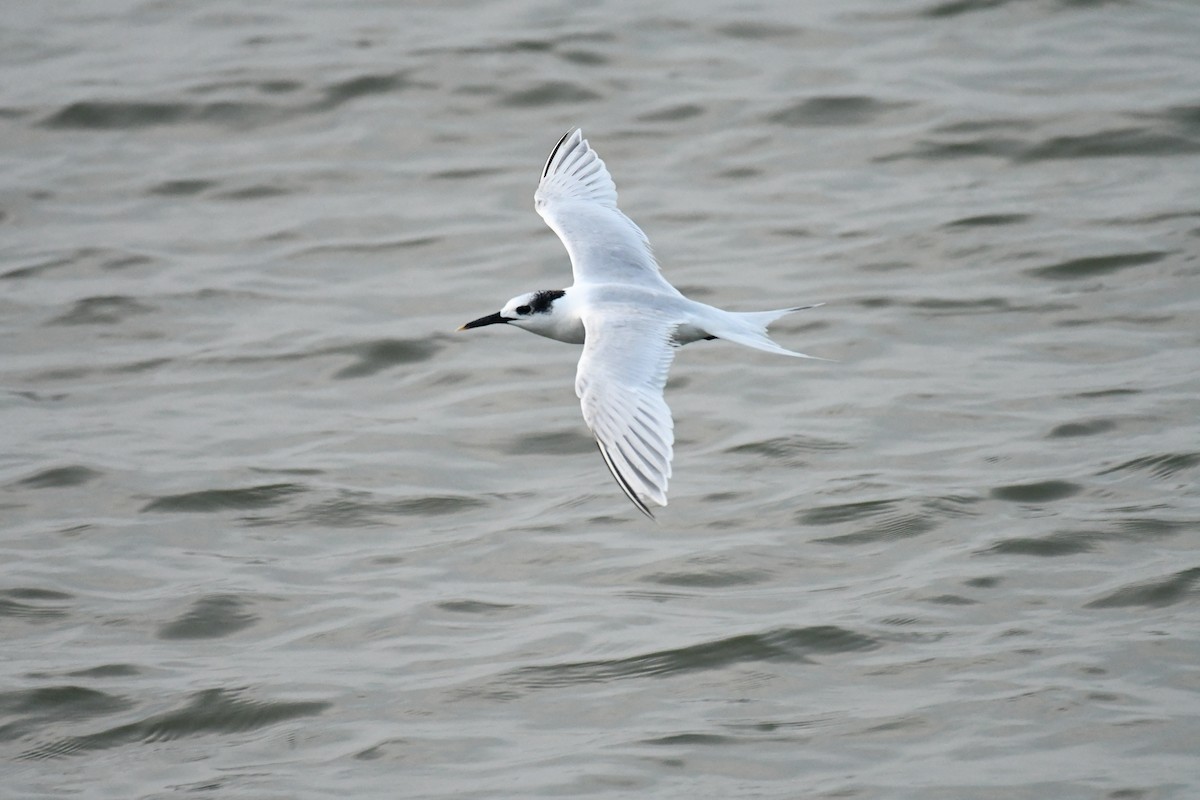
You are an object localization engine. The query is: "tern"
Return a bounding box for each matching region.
[460,129,821,518]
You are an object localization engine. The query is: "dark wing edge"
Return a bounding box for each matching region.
[595,438,657,520]
[542,128,577,179]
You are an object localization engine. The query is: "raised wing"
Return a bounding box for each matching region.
[535,129,679,293]
[575,312,678,517]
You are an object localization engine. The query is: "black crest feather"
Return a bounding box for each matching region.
[530,289,566,313]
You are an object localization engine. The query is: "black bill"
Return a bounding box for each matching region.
[457,311,509,331]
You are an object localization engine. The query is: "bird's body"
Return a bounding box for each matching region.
[460,129,821,517]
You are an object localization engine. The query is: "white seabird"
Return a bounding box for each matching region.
[460,129,822,518]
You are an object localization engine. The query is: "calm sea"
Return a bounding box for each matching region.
[3,0,1199,797]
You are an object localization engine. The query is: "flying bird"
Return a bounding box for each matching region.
[460,129,821,517]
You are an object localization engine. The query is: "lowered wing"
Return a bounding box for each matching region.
[575,311,679,517]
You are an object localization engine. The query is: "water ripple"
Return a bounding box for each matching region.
[644,569,771,588]
[813,514,938,546]
[140,483,306,513]
[983,530,1105,557]
[331,338,443,378]
[726,435,852,464]
[880,109,1200,162]
[0,589,72,621]
[0,686,132,744]
[499,81,602,107]
[989,480,1082,503]
[37,71,417,131]
[1017,128,1200,161]
[506,626,880,689]
[40,100,285,130]
[314,72,412,110]
[1028,251,1169,281]
[1048,419,1118,438]
[796,498,901,525]
[943,213,1031,228]
[19,689,329,760]
[49,296,156,326]
[157,595,259,640]
[16,466,101,488]
[1098,452,1200,480]
[920,0,1016,18]
[1086,567,1200,609]
[768,96,907,127]
[247,491,489,527]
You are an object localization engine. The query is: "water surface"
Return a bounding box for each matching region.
[3,0,1199,797]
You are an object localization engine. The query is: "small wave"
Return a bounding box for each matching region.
[40,100,283,130]
[876,136,1025,162]
[215,184,294,201]
[0,685,133,745]
[1147,103,1200,132]
[498,81,602,107]
[989,480,1082,503]
[921,0,1016,18]
[0,588,72,620]
[882,124,1200,163]
[943,213,1030,228]
[140,483,306,513]
[147,179,216,196]
[983,530,1105,557]
[1086,567,1200,609]
[813,514,938,546]
[279,492,488,527]
[20,688,328,760]
[1109,517,1193,539]
[726,435,851,463]
[796,498,901,525]
[715,20,803,39]
[908,297,1015,315]
[65,664,140,678]
[435,600,518,614]
[314,72,412,111]
[1017,128,1200,161]
[16,466,100,489]
[38,71,413,132]
[331,337,443,379]
[643,569,771,588]
[637,104,705,123]
[381,495,489,516]
[509,430,597,456]
[642,732,736,746]
[506,626,880,689]
[768,96,906,127]
[1047,419,1118,438]
[157,595,258,640]
[429,167,503,180]
[801,495,974,545]
[1028,251,1168,280]
[1097,452,1200,480]
[292,236,442,257]
[1,247,158,281]
[983,514,1191,557]
[925,594,978,605]
[49,295,155,326]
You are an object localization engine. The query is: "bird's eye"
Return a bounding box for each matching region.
[515,305,532,315]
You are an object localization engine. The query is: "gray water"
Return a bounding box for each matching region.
[3,0,1199,797]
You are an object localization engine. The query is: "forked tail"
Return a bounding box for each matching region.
[716,303,826,359]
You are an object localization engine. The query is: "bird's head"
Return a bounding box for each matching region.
[458,289,567,334]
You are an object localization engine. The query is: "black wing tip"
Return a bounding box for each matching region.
[542,127,582,179]
[595,439,657,520]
